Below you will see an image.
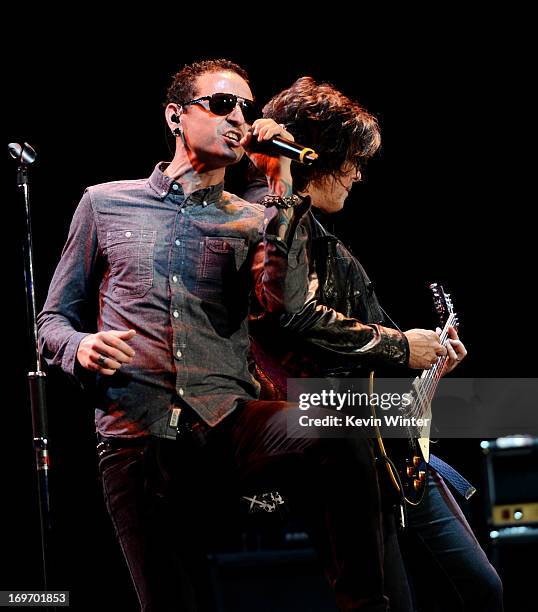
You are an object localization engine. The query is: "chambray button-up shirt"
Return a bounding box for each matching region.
[37,163,308,440]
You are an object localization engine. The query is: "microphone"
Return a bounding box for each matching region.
[247,132,318,166]
[8,142,37,165]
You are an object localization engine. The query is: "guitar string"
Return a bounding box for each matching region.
[405,314,452,419]
[413,321,450,418]
[422,312,456,402]
[412,312,457,419]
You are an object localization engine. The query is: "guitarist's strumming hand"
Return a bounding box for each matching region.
[404,328,447,370]
[437,325,467,375]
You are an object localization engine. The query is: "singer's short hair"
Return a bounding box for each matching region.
[262,77,381,191]
[166,59,250,107]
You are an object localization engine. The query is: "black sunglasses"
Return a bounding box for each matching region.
[183,93,258,124]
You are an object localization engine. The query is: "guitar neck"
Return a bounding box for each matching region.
[417,312,458,405]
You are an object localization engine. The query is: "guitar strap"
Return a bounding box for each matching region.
[428,453,476,500]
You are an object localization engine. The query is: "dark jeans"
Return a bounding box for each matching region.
[383,470,503,612]
[98,401,389,612]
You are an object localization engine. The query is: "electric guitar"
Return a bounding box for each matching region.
[370,283,458,506]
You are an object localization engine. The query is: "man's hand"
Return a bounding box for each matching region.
[240,119,294,196]
[404,328,447,369]
[438,325,467,375]
[77,329,136,375]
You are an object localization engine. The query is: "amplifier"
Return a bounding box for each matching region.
[481,436,538,527]
[481,438,538,611]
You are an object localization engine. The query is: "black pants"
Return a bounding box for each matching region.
[98,401,389,611]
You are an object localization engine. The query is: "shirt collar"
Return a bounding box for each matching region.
[147,162,224,206]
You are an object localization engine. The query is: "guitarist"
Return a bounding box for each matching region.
[245,77,502,611]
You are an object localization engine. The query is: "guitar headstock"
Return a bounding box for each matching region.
[429,283,458,328]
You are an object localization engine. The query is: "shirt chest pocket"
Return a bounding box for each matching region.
[196,237,248,303]
[106,229,157,298]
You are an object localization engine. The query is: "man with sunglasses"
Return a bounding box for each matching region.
[37,60,396,611]
[245,77,503,611]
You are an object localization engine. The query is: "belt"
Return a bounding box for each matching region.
[96,433,148,457]
[95,407,210,456]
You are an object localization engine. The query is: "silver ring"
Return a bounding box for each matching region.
[97,354,107,366]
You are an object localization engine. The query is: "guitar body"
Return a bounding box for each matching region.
[370,371,429,506]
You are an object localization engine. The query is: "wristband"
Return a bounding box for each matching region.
[259,194,302,209]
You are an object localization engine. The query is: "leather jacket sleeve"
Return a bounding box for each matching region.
[280,298,409,367]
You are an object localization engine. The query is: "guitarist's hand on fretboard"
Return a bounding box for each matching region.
[436,325,467,375]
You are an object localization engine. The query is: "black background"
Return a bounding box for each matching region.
[2,12,534,611]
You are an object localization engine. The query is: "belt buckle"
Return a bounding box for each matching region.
[97,438,112,457]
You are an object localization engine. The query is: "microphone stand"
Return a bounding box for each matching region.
[9,142,52,592]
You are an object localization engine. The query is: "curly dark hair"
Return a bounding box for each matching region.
[165,59,250,107]
[262,76,381,191]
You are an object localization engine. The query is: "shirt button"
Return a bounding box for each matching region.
[175,239,181,246]
[176,349,182,359]
[203,200,208,207]
[180,208,186,214]
[172,275,178,283]
[161,191,167,197]
[172,184,179,191]
[173,310,179,318]
[179,388,184,396]
[125,231,132,238]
